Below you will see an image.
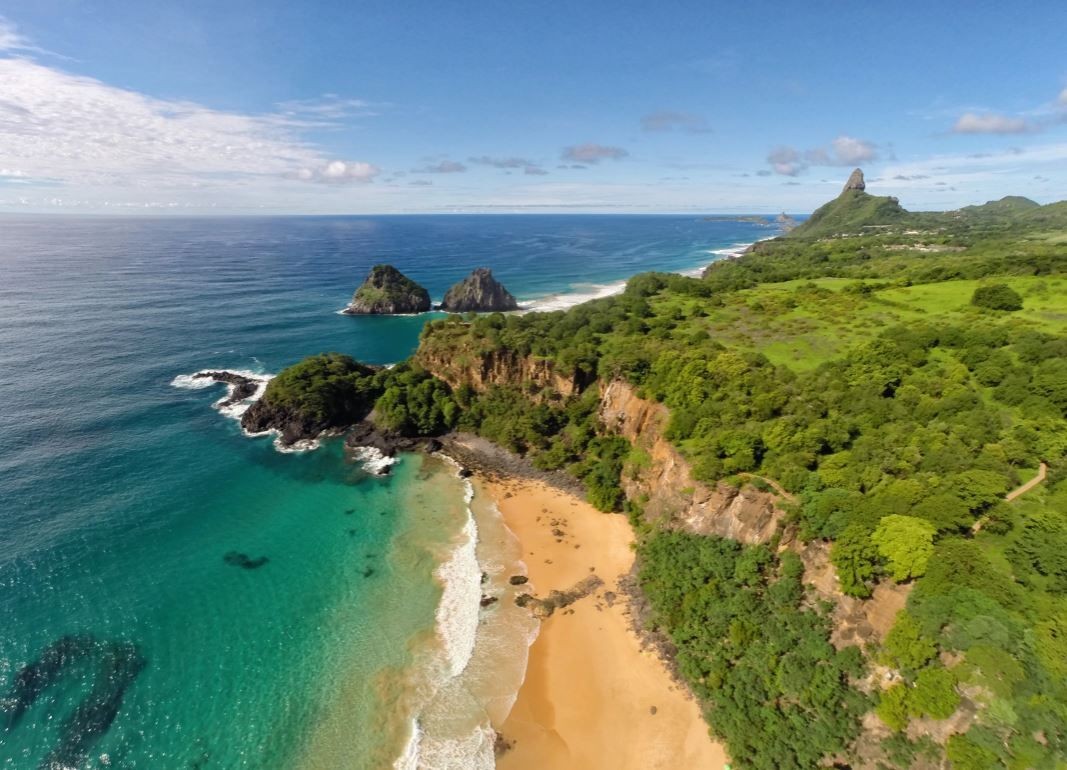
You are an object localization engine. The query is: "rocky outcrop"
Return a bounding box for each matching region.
[416,347,590,401]
[843,168,866,192]
[439,268,519,312]
[598,380,786,544]
[192,371,263,406]
[795,539,911,650]
[343,264,431,315]
[241,400,341,446]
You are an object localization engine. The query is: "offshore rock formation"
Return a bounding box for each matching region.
[843,167,866,192]
[439,268,519,312]
[343,264,431,315]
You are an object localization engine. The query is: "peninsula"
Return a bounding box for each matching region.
[241,173,1067,769]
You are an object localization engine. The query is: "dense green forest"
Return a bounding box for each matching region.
[275,186,1067,768]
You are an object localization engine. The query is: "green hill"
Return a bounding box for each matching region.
[789,170,909,238]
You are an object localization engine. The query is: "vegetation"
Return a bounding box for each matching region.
[258,353,381,424]
[639,532,867,769]
[278,184,1067,767]
[971,283,1024,311]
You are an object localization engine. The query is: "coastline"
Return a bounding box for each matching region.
[468,471,729,769]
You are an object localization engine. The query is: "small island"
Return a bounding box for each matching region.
[439,268,519,312]
[343,264,431,315]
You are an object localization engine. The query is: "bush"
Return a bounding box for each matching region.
[971,284,1023,311]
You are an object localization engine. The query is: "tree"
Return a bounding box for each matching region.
[830,525,880,598]
[881,612,937,672]
[871,515,936,582]
[876,684,910,731]
[908,667,960,719]
[971,284,1022,311]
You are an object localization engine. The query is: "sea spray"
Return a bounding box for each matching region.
[395,465,539,769]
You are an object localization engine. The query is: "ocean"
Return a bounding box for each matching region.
[0,214,776,769]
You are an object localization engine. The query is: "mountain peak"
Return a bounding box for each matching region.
[842,168,866,193]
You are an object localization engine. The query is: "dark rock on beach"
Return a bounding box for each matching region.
[343,264,431,315]
[508,575,529,585]
[439,268,519,313]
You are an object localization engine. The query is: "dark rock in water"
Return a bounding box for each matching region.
[3,635,146,769]
[439,268,519,313]
[842,168,866,192]
[480,595,499,607]
[457,466,473,478]
[508,575,529,586]
[192,371,260,406]
[362,567,376,578]
[223,551,269,570]
[424,438,443,453]
[343,264,431,315]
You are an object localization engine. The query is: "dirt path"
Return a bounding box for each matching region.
[1004,462,1049,501]
[736,472,797,503]
[973,462,1048,532]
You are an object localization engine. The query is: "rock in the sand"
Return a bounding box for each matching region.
[439,268,519,312]
[508,575,529,586]
[480,595,499,607]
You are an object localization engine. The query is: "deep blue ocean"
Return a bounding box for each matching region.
[0,214,775,769]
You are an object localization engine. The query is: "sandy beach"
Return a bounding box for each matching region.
[478,475,729,770]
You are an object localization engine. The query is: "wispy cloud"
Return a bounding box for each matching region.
[561,143,628,164]
[640,111,711,133]
[952,112,1029,135]
[413,160,467,173]
[468,155,547,175]
[0,15,65,58]
[1060,88,1067,106]
[0,57,379,193]
[767,135,879,176]
[274,94,376,122]
[469,155,533,169]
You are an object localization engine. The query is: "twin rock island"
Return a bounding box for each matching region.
[342,264,519,315]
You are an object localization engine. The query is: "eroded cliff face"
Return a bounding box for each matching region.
[598,379,785,545]
[415,347,588,401]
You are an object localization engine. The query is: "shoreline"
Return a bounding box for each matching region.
[466,469,729,769]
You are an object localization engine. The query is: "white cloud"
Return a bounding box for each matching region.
[952,112,1029,134]
[767,146,804,176]
[561,143,629,164]
[767,135,879,175]
[297,160,380,183]
[0,57,378,193]
[828,135,879,165]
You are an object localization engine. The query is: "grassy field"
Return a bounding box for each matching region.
[647,274,1067,371]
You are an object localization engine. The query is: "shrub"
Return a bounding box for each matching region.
[971,284,1023,311]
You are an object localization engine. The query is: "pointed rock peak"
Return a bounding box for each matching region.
[842,168,865,193]
[440,268,519,313]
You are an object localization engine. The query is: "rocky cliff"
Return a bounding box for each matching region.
[343,264,431,315]
[598,380,786,544]
[415,345,589,400]
[439,268,519,312]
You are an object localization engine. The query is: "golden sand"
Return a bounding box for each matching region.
[479,476,730,770]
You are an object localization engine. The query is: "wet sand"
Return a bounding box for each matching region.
[479,476,729,770]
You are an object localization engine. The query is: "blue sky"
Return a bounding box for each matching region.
[1,0,1065,213]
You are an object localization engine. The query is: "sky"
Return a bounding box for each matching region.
[0,0,1065,214]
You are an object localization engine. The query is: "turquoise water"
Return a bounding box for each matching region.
[0,215,776,768]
